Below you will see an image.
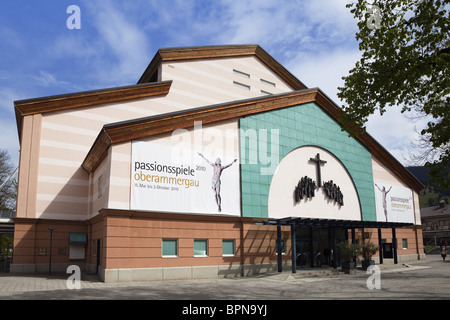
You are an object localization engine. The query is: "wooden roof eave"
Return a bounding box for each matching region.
[81,88,423,193]
[14,81,172,143]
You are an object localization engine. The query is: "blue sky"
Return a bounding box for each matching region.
[0,0,429,168]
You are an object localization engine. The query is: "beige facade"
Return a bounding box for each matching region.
[12,45,424,281]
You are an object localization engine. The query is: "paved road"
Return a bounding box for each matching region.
[0,255,448,301]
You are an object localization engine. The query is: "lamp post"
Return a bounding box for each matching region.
[48,227,55,275]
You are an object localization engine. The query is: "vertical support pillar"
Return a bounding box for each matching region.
[291,223,296,273]
[392,227,398,264]
[332,228,337,269]
[378,228,383,264]
[351,228,356,265]
[309,226,314,268]
[48,227,55,275]
[277,225,282,272]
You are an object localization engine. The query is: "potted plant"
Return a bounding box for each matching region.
[336,241,359,273]
[360,241,379,270]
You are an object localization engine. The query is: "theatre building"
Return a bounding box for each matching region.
[12,45,425,282]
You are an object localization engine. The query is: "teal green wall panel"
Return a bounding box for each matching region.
[239,102,377,221]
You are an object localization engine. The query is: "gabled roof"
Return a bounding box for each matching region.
[421,203,449,218]
[137,44,308,90]
[14,81,172,141]
[81,88,424,193]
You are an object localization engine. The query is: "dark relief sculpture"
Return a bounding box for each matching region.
[323,180,344,206]
[293,153,344,206]
[294,176,316,203]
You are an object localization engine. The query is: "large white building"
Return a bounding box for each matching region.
[12,45,424,282]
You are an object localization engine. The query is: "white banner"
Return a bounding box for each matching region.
[374,181,414,223]
[131,140,240,216]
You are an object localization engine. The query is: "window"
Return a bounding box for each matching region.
[194,239,208,257]
[233,81,250,90]
[261,90,272,95]
[69,245,85,260]
[162,239,178,257]
[276,239,286,254]
[260,78,276,87]
[233,69,250,78]
[402,239,408,249]
[222,239,235,256]
[69,232,88,260]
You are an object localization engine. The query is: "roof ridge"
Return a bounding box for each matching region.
[137,44,307,90]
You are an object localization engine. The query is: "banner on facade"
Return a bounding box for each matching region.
[374,180,414,223]
[131,140,240,216]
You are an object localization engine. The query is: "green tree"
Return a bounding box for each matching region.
[337,0,449,189]
[0,235,13,258]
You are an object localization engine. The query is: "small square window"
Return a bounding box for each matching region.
[194,239,208,257]
[69,244,85,260]
[162,239,178,257]
[222,239,235,256]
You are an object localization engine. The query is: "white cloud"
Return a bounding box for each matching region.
[62,0,153,86]
[287,48,362,103]
[366,108,432,166]
[31,71,72,88]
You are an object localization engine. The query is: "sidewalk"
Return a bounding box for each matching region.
[0,272,107,294]
[0,255,446,300]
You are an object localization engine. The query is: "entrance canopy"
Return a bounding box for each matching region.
[256,217,413,229]
[256,217,413,273]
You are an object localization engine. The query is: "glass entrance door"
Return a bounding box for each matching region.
[295,226,346,268]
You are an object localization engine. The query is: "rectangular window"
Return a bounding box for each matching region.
[233,69,250,78]
[233,81,250,90]
[222,239,235,256]
[69,245,85,260]
[402,239,408,249]
[261,90,272,95]
[69,232,87,260]
[260,78,276,87]
[276,239,286,254]
[194,239,208,257]
[162,239,178,257]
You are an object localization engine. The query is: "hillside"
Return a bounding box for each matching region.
[406,166,450,208]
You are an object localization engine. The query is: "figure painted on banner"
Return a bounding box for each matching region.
[198,153,237,212]
[375,184,392,222]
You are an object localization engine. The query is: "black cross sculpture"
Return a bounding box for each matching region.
[309,153,327,188]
